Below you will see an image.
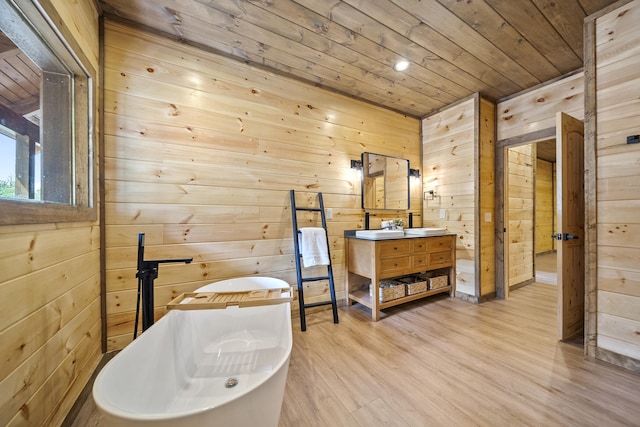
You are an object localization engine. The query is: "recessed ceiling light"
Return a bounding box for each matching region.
[393,59,410,72]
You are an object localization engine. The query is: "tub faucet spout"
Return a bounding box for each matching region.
[135,233,193,338]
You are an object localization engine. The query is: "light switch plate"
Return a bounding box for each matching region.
[326,208,333,219]
[439,209,446,219]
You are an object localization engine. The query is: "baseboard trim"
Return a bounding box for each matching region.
[456,291,479,304]
[479,292,497,303]
[510,278,535,292]
[536,250,557,256]
[595,347,640,374]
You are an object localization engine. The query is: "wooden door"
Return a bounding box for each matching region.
[556,112,585,340]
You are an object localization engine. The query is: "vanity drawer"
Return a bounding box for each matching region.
[379,240,411,258]
[429,251,452,268]
[412,254,428,270]
[429,236,453,252]
[411,239,428,253]
[380,256,411,275]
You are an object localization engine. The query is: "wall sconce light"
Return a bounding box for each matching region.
[351,159,363,170]
[409,168,420,178]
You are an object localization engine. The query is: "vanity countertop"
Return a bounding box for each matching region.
[344,229,454,240]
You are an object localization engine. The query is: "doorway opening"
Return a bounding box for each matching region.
[503,139,557,291]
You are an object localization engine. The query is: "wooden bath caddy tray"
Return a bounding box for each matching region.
[166,287,292,310]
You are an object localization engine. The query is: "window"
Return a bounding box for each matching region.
[0,123,41,199]
[0,0,94,224]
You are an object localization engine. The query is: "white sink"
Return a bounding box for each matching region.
[404,227,446,237]
[355,229,405,240]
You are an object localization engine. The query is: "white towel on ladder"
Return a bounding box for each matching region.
[299,227,330,267]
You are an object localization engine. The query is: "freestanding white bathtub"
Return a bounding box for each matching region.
[93,277,292,427]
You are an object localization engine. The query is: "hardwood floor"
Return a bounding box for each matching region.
[281,284,640,426]
[73,284,640,426]
[535,252,558,285]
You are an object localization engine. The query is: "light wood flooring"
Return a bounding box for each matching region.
[72,283,640,427]
[535,252,558,285]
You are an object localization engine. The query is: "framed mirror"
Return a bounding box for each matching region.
[361,152,410,210]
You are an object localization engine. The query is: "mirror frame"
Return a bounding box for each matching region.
[360,152,410,210]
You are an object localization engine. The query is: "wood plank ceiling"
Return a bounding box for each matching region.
[100,0,618,117]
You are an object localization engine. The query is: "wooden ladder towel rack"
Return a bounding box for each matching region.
[290,190,339,331]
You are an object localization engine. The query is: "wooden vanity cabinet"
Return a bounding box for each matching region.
[345,235,456,321]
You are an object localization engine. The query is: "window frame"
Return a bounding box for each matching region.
[0,0,96,225]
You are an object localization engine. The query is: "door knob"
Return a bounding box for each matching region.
[563,233,579,240]
[551,233,561,240]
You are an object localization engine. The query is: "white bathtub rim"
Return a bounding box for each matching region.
[93,277,293,423]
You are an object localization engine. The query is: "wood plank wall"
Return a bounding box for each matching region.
[507,145,535,287]
[594,0,640,362]
[423,98,475,296]
[536,159,555,254]
[497,72,584,142]
[103,21,421,351]
[421,95,495,299]
[478,98,496,298]
[0,1,101,426]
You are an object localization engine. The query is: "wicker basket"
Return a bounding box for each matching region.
[396,276,427,295]
[416,272,449,290]
[427,275,448,290]
[370,279,405,302]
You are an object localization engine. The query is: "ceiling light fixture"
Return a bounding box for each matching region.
[393,59,410,72]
